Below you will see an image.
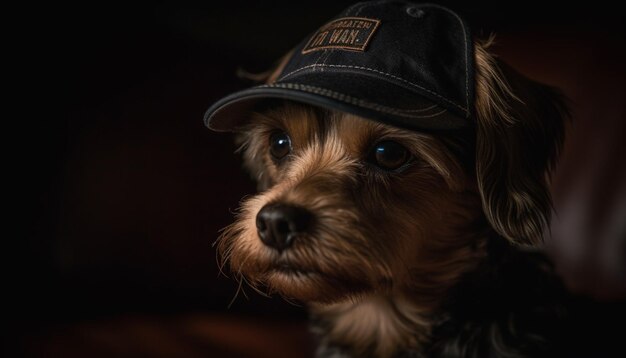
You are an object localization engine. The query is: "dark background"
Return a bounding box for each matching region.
[7,1,625,357]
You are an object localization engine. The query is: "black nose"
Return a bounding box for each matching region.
[256,204,312,251]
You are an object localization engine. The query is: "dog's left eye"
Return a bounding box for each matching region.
[371,141,411,171]
[269,132,292,160]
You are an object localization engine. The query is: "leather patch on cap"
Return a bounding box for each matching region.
[302,17,381,54]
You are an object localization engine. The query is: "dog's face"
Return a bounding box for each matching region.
[219,102,486,304]
[218,41,567,307]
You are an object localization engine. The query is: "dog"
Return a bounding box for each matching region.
[204,2,622,357]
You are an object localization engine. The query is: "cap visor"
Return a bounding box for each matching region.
[205,72,469,132]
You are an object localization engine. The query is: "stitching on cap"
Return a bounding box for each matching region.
[308,1,366,70]
[318,2,367,66]
[278,64,466,112]
[259,82,449,119]
[313,1,360,65]
[398,103,438,112]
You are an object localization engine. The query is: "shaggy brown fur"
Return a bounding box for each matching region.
[216,39,573,358]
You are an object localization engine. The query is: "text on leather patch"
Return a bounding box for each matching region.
[302,17,381,54]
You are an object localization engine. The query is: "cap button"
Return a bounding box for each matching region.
[406,6,425,18]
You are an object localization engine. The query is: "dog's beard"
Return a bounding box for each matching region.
[217,102,484,305]
[221,209,403,304]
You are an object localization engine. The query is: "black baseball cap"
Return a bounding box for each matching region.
[204,1,474,132]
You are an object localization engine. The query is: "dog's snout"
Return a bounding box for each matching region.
[256,204,312,251]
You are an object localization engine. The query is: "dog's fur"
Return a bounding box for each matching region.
[216,39,621,357]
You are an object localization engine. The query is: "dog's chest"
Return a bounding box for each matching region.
[310,295,430,358]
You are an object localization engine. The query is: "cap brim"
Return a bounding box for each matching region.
[205,72,470,132]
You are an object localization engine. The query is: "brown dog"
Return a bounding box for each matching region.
[215,38,570,357]
[205,2,620,357]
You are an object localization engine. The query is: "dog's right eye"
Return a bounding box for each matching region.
[370,140,411,171]
[269,132,292,161]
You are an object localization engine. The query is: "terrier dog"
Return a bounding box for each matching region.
[204,2,621,357]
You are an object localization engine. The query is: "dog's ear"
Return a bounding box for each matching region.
[474,39,569,246]
[236,49,294,84]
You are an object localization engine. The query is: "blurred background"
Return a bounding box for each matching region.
[6,0,624,357]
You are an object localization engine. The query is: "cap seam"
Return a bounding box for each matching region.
[430,4,470,114]
[259,82,449,119]
[277,64,467,113]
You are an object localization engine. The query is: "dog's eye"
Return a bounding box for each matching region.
[371,141,411,170]
[269,132,292,160]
